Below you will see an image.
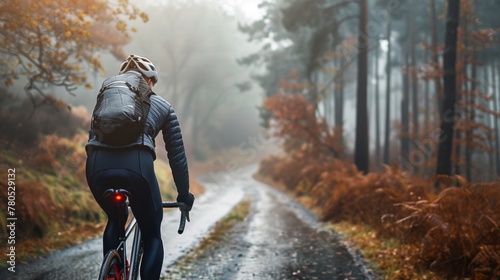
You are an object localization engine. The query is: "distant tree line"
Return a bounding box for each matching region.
[240,0,500,182]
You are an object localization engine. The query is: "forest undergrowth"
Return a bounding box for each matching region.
[258,92,500,279]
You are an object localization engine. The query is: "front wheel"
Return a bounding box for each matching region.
[98,250,123,280]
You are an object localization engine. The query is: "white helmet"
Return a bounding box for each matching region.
[119,54,159,85]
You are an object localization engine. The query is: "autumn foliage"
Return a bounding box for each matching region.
[0,0,148,106]
[259,90,500,278]
[414,0,500,179]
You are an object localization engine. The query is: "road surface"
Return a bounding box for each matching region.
[1,165,376,279]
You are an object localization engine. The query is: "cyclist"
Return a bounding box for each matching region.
[85,54,195,279]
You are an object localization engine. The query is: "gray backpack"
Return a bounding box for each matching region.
[90,71,153,146]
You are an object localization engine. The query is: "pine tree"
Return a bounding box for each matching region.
[436,0,460,176]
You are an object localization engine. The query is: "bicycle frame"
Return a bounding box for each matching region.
[104,188,137,280]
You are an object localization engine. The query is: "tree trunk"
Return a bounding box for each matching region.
[410,0,419,159]
[436,0,460,176]
[401,56,410,167]
[466,47,477,182]
[354,0,369,174]
[485,65,494,181]
[424,48,430,132]
[334,56,345,147]
[320,67,332,124]
[465,8,479,181]
[494,60,500,178]
[374,40,381,166]
[454,74,464,176]
[309,72,319,110]
[454,20,467,176]
[383,19,392,165]
[327,62,335,126]
[338,80,345,154]
[424,41,430,175]
[430,0,443,119]
[401,10,411,170]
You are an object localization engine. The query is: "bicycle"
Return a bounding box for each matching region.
[98,188,190,280]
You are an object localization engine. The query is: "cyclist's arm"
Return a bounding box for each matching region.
[161,105,190,195]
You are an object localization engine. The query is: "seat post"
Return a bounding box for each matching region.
[103,188,130,262]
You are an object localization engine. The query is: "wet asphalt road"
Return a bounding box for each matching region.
[1,165,375,280]
[165,166,375,280]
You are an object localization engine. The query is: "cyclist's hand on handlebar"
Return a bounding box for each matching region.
[177,193,194,211]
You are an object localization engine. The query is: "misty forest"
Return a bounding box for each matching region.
[1,0,500,279]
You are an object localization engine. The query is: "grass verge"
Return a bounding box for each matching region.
[328,222,441,280]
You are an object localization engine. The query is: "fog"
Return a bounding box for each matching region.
[46,1,265,161]
[3,0,499,180]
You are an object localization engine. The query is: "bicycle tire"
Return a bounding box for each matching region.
[98,250,123,280]
[129,239,143,280]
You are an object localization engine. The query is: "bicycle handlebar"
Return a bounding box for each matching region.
[103,189,190,234]
[162,202,190,234]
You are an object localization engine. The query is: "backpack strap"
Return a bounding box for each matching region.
[125,81,140,94]
[140,89,155,145]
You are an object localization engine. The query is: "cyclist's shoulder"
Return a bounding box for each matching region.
[150,93,169,104]
[150,94,172,110]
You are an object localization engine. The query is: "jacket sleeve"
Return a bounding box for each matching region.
[162,105,190,195]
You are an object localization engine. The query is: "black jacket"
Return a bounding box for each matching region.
[86,94,190,195]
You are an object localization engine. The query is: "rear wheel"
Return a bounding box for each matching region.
[98,250,123,280]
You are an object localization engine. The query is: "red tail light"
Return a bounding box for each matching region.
[114,194,124,202]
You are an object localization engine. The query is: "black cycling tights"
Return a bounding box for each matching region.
[86,148,163,279]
